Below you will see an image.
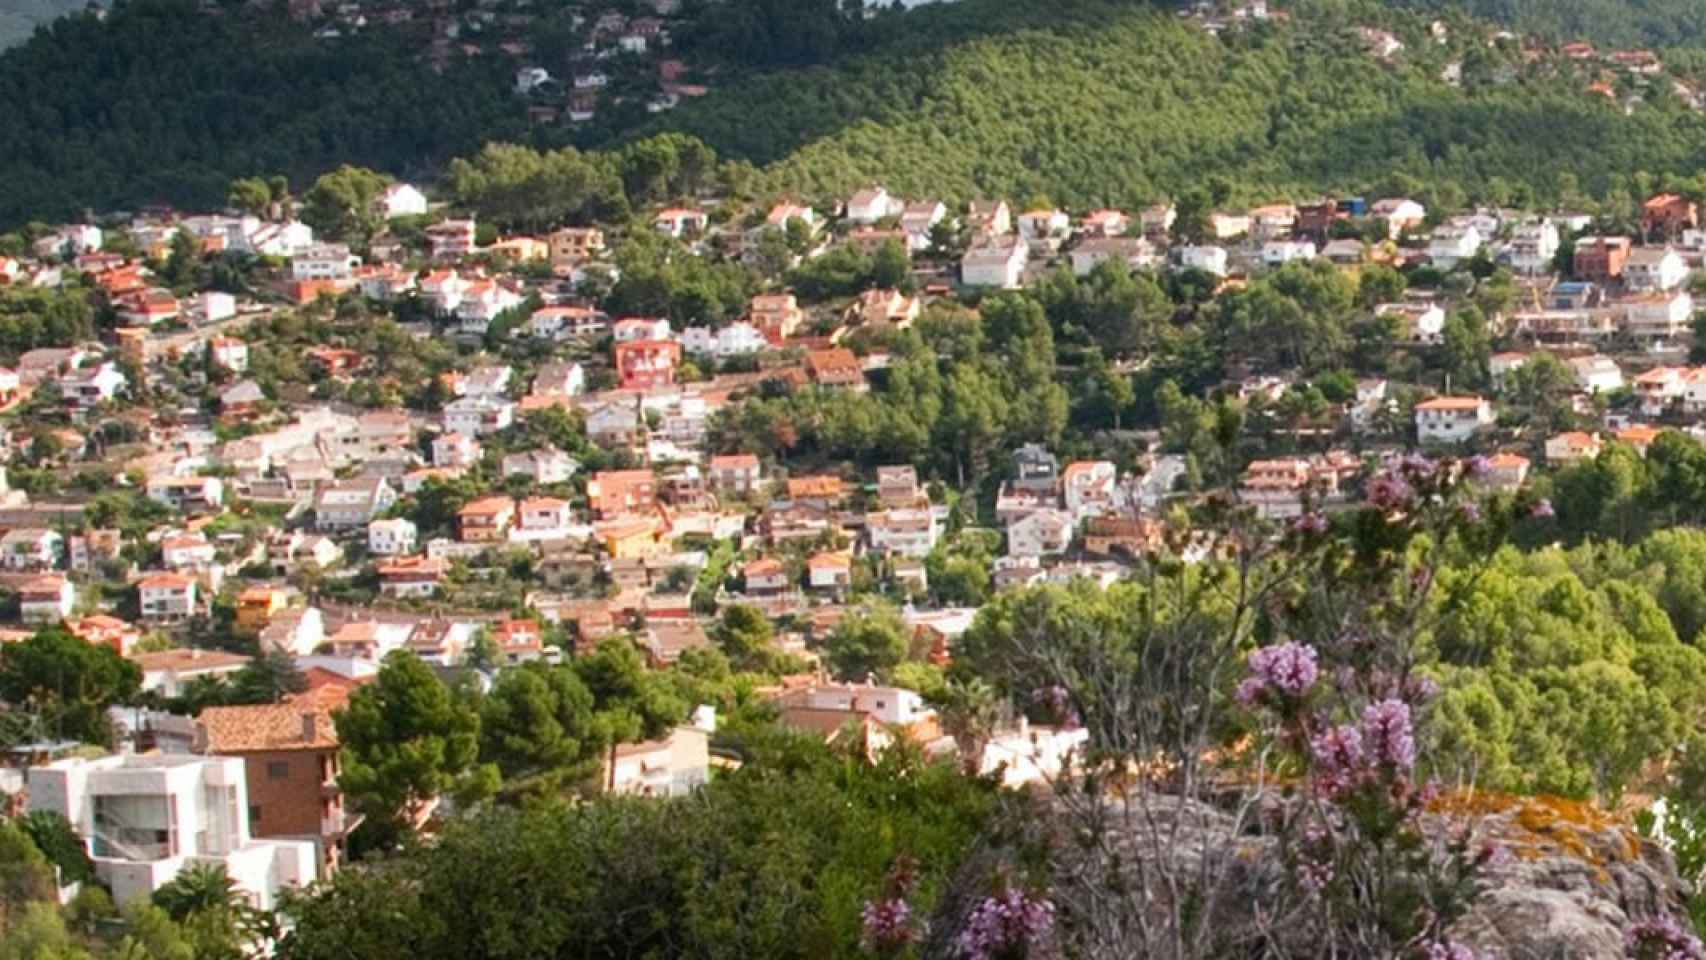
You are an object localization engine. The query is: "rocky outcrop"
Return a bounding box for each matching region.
[927,790,1689,960]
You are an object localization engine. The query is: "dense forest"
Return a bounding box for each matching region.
[0,0,523,225]
[642,0,1706,211]
[7,0,1706,226]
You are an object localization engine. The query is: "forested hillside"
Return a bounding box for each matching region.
[0,0,522,225]
[7,0,1706,226]
[641,0,1706,211]
[1389,0,1706,48]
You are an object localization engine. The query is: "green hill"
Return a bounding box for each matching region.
[5,0,1706,228]
[635,0,1706,211]
[0,0,523,226]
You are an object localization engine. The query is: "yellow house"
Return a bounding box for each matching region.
[598,518,662,561]
[235,586,291,634]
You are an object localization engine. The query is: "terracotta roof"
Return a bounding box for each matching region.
[1416,396,1485,412]
[198,696,339,752]
[138,572,195,590]
[131,648,249,673]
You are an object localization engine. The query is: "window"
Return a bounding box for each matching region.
[266,761,290,780]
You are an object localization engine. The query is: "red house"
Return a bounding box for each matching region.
[614,339,682,390]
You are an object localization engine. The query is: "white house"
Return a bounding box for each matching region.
[960,236,1029,289]
[1624,291,1695,339]
[977,722,1090,788]
[1062,460,1118,518]
[1375,302,1447,344]
[1007,508,1075,557]
[1427,225,1483,270]
[443,396,515,436]
[27,754,316,909]
[653,208,709,238]
[1626,247,1689,292]
[19,575,74,623]
[775,684,930,727]
[138,573,198,622]
[502,448,578,485]
[1569,354,1624,394]
[314,477,396,531]
[367,517,418,557]
[1507,220,1560,274]
[193,292,237,324]
[290,244,360,282]
[379,183,429,219]
[1177,245,1229,277]
[682,321,767,358]
[1071,237,1156,276]
[1371,198,1427,239]
[846,187,905,225]
[210,337,248,373]
[432,432,481,469]
[1,529,64,571]
[900,201,947,252]
[613,316,674,343]
[1261,239,1317,267]
[1415,396,1494,444]
[866,508,941,559]
[60,362,127,411]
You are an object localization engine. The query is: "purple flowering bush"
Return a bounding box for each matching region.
[953,888,1055,960]
[1627,913,1706,960]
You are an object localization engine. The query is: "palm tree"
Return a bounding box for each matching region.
[152,863,239,923]
[938,678,1001,777]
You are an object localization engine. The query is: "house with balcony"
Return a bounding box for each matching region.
[367,517,417,557]
[1415,396,1494,445]
[866,508,940,559]
[613,339,682,390]
[146,475,225,514]
[443,396,515,436]
[197,693,358,872]
[1,528,64,571]
[27,754,317,908]
[138,573,198,623]
[456,496,516,543]
[20,574,74,623]
[314,478,396,531]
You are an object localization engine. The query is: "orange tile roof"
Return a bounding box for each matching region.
[198,696,339,752]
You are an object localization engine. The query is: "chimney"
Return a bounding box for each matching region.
[301,712,318,742]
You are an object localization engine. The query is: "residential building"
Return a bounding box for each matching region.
[547,227,607,264]
[432,431,481,469]
[1013,443,1060,493]
[708,454,762,496]
[1623,291,1694,339]
[376,556,446,598]
[1643,193,1699,238]
[1574,236,1634,283]
[1546,431,1603,465]
[514,496,574,538]
[1634,366,1687,415]
[1507,220,1560,274]
[26,754,316,908]
[807,552,852,592]
[1415,396,1494,444]
[1239,458,1339,519]
[443,396,515,436]
[866,508,940,558]
[877,465,922,508]
[290,244,360,282]
[653,208,709,238]
[1375,302,1446,343]
[19,575,74,623]
[613,339,682,390]
[682,321,767,358]
[457,496,516,542]
[1007,508,1075,557]
[587,469,657,519]
[960,236,1029,288]
[1070,236,1156,276]
[846,187,904,225]
[1569,354,1624,394]
[606,727,710,797]
[502,448,578,485]
[528,305,608,340]
[1062,460,1118,518]
[132,648,247,696]
[805,348,866,391]
[1370,198,1427,238]
[367,517,417,557]
[60,362,126,411]
[313,478,396,531]
[197,694,357,870]
[1625,247,1689,292]
[379,183,428,219]
[750,293,804,343]
[146,475,225,513]
[0,528,64,571]
[138,573,198,623]
[1427,225,1482,270]
[425,219,477,258]
[1261,239,1317,266]
[1177,244,1229,277]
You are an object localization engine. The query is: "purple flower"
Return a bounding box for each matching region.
[1465,455,1492,479]
[1245,642,1320,702]
[1310,724,1364,795]
[1530,498,1555,519]
[955,889,1055,960]
[1367,470,1414,511]
[1234,676,1267,707]
[1402,673,1441,705]
[1626,913,1706,960]
[1362,699,1416,771]
[1459,502,1482,524]
[1425,941,1482,960]
[862,897,920,954]
[1291,511,1329,536]
[1297,856,1333,897]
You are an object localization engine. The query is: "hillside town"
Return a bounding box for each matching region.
[8,103,1706,929]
